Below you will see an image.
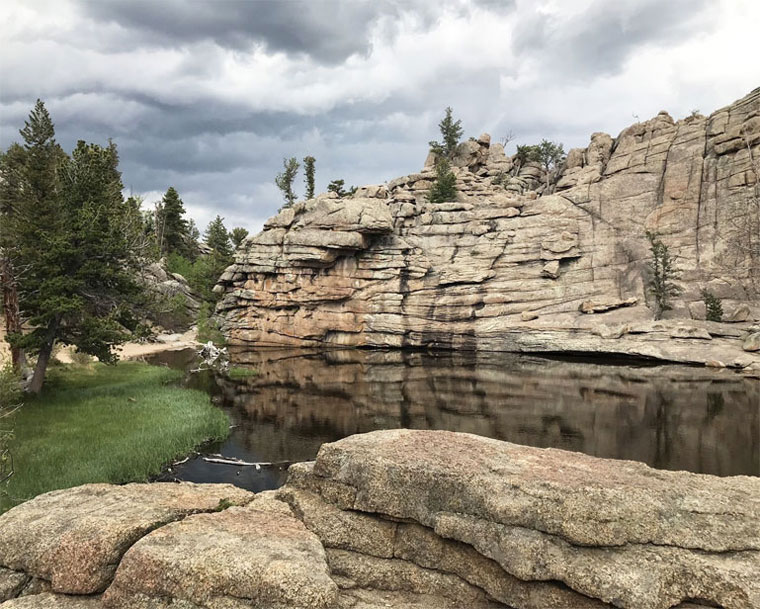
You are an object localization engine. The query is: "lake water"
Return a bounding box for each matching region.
[148,347,760,492]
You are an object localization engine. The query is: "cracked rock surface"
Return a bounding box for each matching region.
[215,88,760,375]
[1,430,758,608]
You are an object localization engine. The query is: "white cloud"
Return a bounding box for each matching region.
[1,0,758,236]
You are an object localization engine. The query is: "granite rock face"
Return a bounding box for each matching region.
[0,482,254,597]
[1,432,758,608]
[282,430,760,609]
[216,89,760,371]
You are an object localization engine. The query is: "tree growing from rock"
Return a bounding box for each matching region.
[429,107,464,159]
[327,179,356,198]
[275,157,299,207]
[701,289,723,322]
[537,139,566,185]
[515,144,541,167]
[427,158,458,203]
[646,231,681,320]
[205,216,232,258]
[303,155,316,200]
[230,227,249,249]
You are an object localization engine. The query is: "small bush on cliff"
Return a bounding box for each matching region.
[275,157,299,206]
[327,179,356,198]
[701,290,723,322]
[428,158,458,203]
[646,231,681,319]
[515,144,541,166]
[429,106,463,159]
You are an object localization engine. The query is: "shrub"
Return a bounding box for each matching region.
[0,362,21,487]
[327,179,355,198]
[701,290,723,322]
[197,302,226,346]
[427,158,458,203]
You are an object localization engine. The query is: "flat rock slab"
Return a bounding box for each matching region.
[0,483,254,595]
[0,593,103,608]
[103,497,338,609]
[312,429,760,552]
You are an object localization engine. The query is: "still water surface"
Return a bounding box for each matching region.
[147,348,760,492]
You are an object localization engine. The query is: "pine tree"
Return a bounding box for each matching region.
[205,215,232,258]
[515,144,541,167]
[275,157,299,206]
[5,111,146,392]
[537,139,566,188]
[303,155,316,200]
[156,187,193,258]
[427,158,458,203]
[701,289,723,322]
[429,107,464,159]
[646,231,681,320]
[230,227,249,248]
[328,179,355,198]
[1,100,65,376]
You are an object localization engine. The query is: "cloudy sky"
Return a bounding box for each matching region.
[1,0,758,235]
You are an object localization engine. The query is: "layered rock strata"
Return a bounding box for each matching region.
[1,431,758,608]
[216,89,760,372]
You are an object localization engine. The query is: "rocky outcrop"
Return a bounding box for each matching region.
[0,483,253,597]
[140,260,201,331]
[1,431,758,608]
[216,88,760,372]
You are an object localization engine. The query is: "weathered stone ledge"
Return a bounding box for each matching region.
[1,430,758,608]
[215,88,760,376]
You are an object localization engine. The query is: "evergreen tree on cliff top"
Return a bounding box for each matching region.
[275,157,299,207]
[303,156,316,200]
[429,107,464,159]
[1,101,146,392]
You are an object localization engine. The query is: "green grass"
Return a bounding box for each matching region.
[0,361,229,513]
[226,366,258,379]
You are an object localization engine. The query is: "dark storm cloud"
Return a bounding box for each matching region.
[76,0,446,64]
[513,0,712,79]
[2,0,749,234]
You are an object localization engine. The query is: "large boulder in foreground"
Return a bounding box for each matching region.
[286,429,760,609]
[1,431,758,608]
[0,482,253,597]
[103,496,338,609]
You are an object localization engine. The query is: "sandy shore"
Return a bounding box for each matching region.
[1,321,199,366]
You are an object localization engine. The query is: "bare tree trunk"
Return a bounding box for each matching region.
[27,315,60,394]
[0,253,26,372]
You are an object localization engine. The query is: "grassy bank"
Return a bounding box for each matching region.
[0,361,229,513]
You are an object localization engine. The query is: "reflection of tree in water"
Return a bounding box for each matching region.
[212,349,760,476]
[650,391,676,471]
[706,393,725,419]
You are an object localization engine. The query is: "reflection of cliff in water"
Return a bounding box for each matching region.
[222,348,760,477]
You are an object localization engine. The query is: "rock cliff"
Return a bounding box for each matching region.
[1,430,759,608]
[216,88,760,371]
